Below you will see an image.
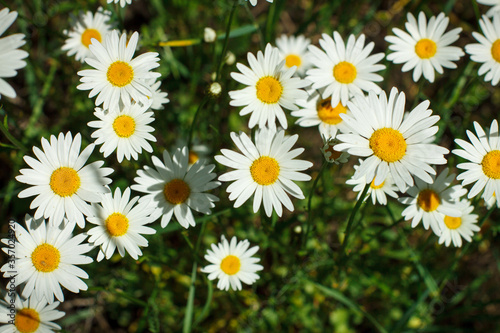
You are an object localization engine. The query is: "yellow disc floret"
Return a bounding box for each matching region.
[491,40,500,62]
[164,179,191,204]
[31,243,60,273]
[220,255,241,275]
[444,215,462,230]
[50,167,81,197]
[333,61,357,84]
[105,212,129,237]
[255,76,283,104]
[317,98,347,125]
[415,38,437,59]
[369,128,407,162]
[482,150,500,179]
[81,28,102,48]
[107,61,134,87]
[113,115,136,138]
[15,308,40,333]
[250,156,280,186]
[285,54,302,68]
[417,189,440,212]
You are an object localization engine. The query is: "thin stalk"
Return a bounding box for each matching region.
[339,184,369,256]
[187,97,209,148]
[215,0,239,82]
[0,117,27,152]
[302,161,328,249]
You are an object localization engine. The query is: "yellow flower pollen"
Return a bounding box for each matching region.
[482,150,500,179]
[417,189,440,212]
[112,115,136,138]
[250,156,280,186]
[49,167,81,197]
[105,212,129,237]
[255,76,283,104]
[444,215,462,230]
[81,28,102,48]
[369,128,407,163]
[31,243,60,273]
[317,98,347,125]
[415,38,437,59]
[370,179,385,189]
[164,179,191,204]
[220,255,241,275]
[107,61,134,87]
[333,61,357,84]
[15,308,40,333]
[491,40,500,63]
[285,54,302,68]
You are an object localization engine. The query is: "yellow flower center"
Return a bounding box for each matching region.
[49,167,81,197]
[250,156,280,186]
[285,54,302,68]
[333,61,357,84]
[107,61,134,87]
[444,215,462,230]
[31,243,60,273]
[112,115,136,138]
[15,308,40,333]
[105,212,129,237]
[81,28,102,48]
[482,150,500,179]
[220,255,241,275]
[415,38,437,59]
[255,76,283,104]
[164,179,191,204]
[370,179,385,189]
[491,40,500,62]
[417,189,440,212]
[369,128,407,162]
[317,98,347,125]
[188,151,199,165]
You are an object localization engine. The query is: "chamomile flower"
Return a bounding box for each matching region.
[385,12,464,83]
[465,14,500,85]
[16,132,113,228]
[88,101,156,163]
[132,147,220,229]
[107,0,132,7]
[87,187,156,261]
[77,30,161,113]
[215,128,313,217]
[292,89,351,139]
[0,293,65,333]
[346,162,398,205]
[483,191,498,209]
[453,119,500,206]
[477,0,500,17]
[399,168,466,236]
[201,236,263,291]
[61,7,112,63]
[0,215,93,303]
[336,87,449,193]
[0,8,28,99]
[229,43,309,130]
[275,34,312,76]
[438,199,480,247]
[147,79,169,110]
[306,32,385,107]
[247,0,273,6]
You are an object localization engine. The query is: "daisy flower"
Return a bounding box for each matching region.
[16,132,113,228]
[385,12,464,83]
[465,14,500,85]
[215,128,313,217]
[77,30,161,113]
[292,89,351,139]
[477,0,500,17]
[0,215,94,303]
[107,0,132,7]
[131,147,220,229]
[399,168,466,236]
[201,236,263,291]
[306,32,385,107]
[229,43,309,130]
[483,191,498,209]
[147,79,169,110]
[88,101,156,163]
[247,0,273,6]
[87,187,156,261]
[0,8,28,99]
[61,7,112,63]
[275,34,312,76]
[438,199,480,247]
[174,138,211,167]
[453,119,500,206]
[346,162,398,205]
[336,87,449,192]
[0,293,65,333]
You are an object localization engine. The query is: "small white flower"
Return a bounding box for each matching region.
[438,199,480,247]
[147,78,170,110]
[107,0,132,8]
[275,34,312,76]
[346,162,398,205]
[203,27,217,43]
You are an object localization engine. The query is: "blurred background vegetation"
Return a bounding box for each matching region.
[1,0,500,331]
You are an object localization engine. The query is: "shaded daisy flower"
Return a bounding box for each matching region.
[201,236,263,291]
[275,34,312,76]
[438,199,480,247]
[0,215,93,303]
[61,7,112,63]
[336,87,449,192]
[16,132,113,228]
[0,292,65,333]
[385,12,464,83]
[132,147,220,229]
[477,0,500,17]
[0,8,28,99]
[229,43,309,130]
[306,32,385,107]
[87,187,156,261]
[77,30,161,113]
[346,162,398,205]
[465,14,500,85]
[215,128,313,217]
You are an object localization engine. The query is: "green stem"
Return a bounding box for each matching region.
[187,97,209,148]
[215,0,239,82]
[339,184,369,256]
[0,116,27,152]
